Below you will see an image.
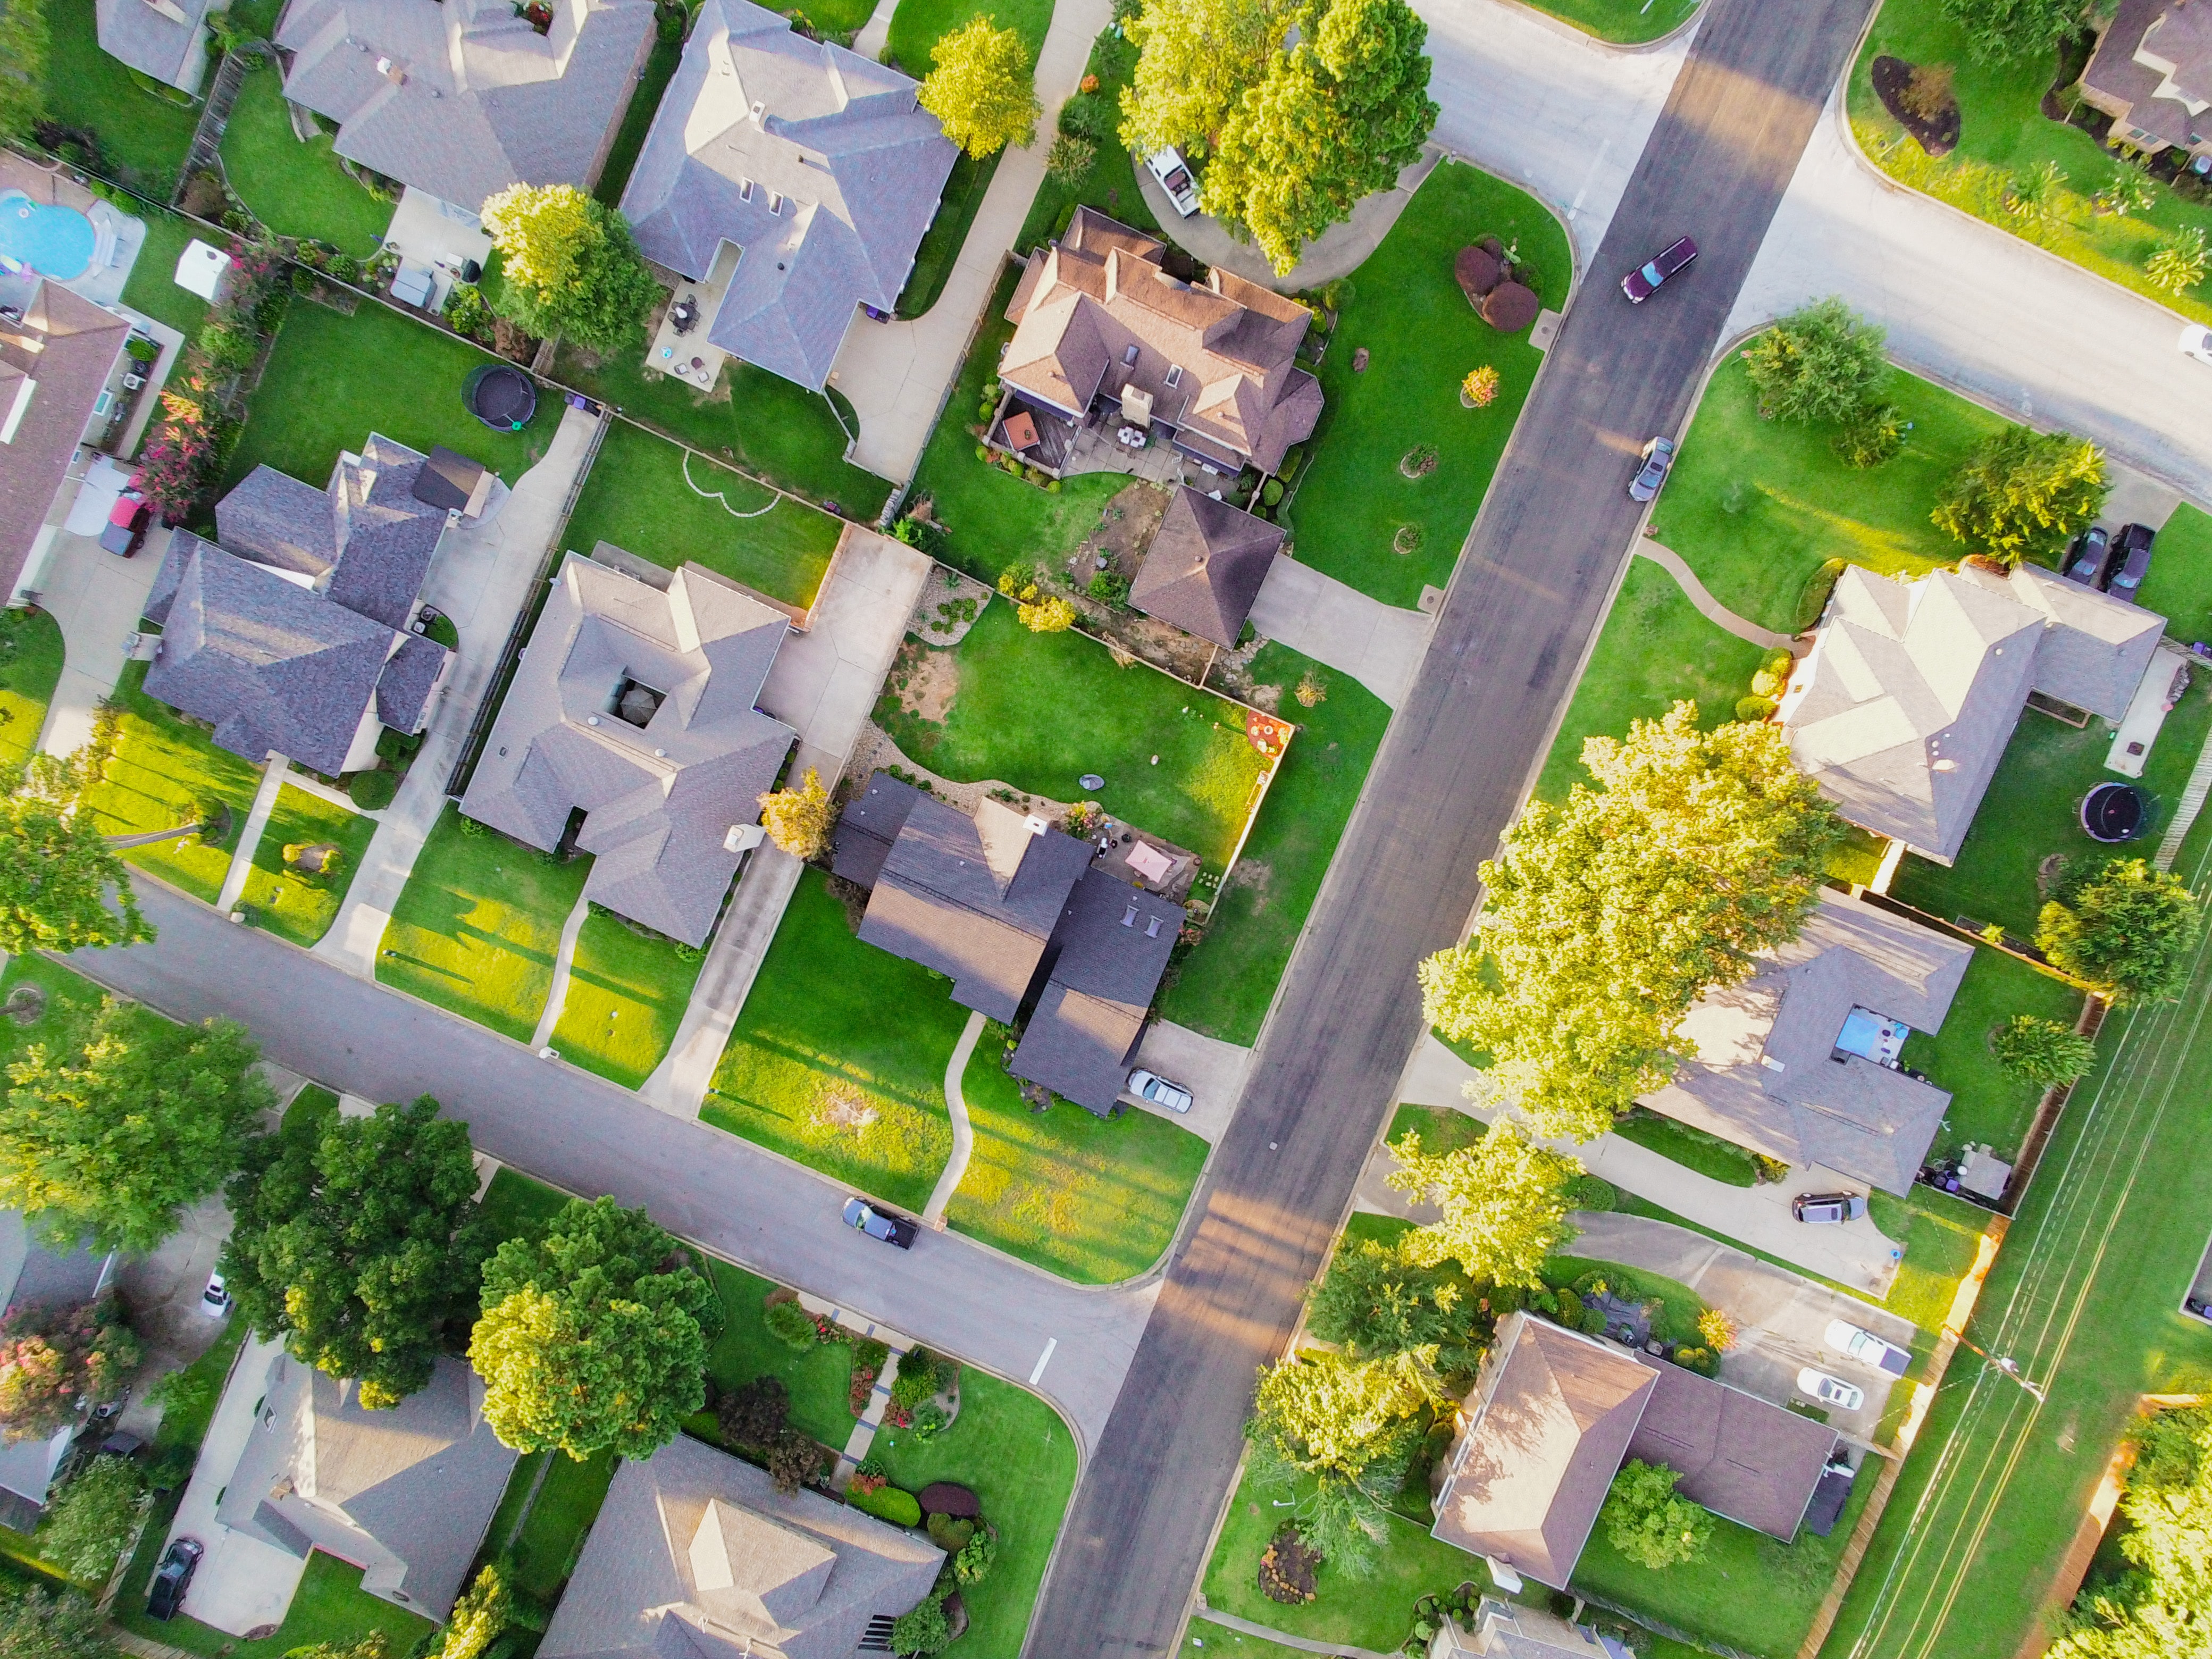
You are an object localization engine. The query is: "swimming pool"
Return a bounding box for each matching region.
[0,190,97,282]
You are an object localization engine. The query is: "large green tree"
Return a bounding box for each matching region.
[470,1197,717,1460]
[2037,859,2201,1004]
[1939,0,2085,66]
[40,1456,143,1583]
[1601,1460,1712,1569]
[480,185,660,355]
[1931,425,2108,567]
[1386,1122,1582,1289]
[1419,703,1842,1139]
[2054,1405,2212,1657]
[223,1096,491,1410]
[1245,1349,1433,1576]
[1117,0,1288,157]
[1741,298,1889,426]
[0,754,153,956]
[1306,1237,1481,1369]
[0,1587,118,1659]
[918,16,1038,159]
[0,1003,270,1252]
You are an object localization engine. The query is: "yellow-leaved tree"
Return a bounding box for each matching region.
[919,16,1040,158]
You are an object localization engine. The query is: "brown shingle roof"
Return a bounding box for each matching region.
[0,278,130,597]
[1130,487,1284,647]
[1626,1359,1838,1541]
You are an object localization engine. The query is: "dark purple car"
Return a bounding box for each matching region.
[2107,522,2155,600]
[1622,236,1698,302]
[2063,525,2110,586]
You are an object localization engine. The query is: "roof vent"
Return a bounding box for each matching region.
[1121,904,1138,927]
[655,748,667,758]
[1145,915,1163,937]
[586,715,601,725]
[1024,816,1048,836]
[749,99,766,123]
[1761,1055,1786,1073]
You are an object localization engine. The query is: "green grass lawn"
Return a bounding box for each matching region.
[885,0,1052,77]
[548,908,707,1091]
[1533,557,1769,801]
[869,1369,1078,1659]
[791,0,878,37]
[479,1165,574,1244]
[79,661,261,903]
[876,601,1271,866]
[1849,0,2212,329]
[0,608,63,765]
[226,298,560,495]
[594,31,683,206]
[1528,0,1700,43]
[120,208,213,338]
[701,1260,858,1446]
[705,869,959,1212]
[1609,1110,1761,1187]
[507,1446,617,1603]
[1870,1184,1998,1341]
[2138,502,2212,636]
[0,955,109,1069]
[237,784,378,948]
[1177,1624,1320,1659]
[1014,28,1163,255]
[37,0,202,194]
[113,1549,434,1659]
[559,420,842,607]
[948,1029,1208,1282]
[218,66,392,252]
[1647,354,2010,636]
[1158,642,1391,1043]
[1890,682,2212,937]
[897,148,998,319]
[1285,159,1570,607]
[1385,1102,1486,1158]
[1900,945,2085,1163]
[376,805,591,1042]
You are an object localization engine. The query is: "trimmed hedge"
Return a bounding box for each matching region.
[849,1483,923,1528]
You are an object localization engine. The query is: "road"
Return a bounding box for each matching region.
[1024,0,1879,1649]
[69,884,1154,1455]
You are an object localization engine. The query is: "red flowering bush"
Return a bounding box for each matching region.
[0,1299,140,1443]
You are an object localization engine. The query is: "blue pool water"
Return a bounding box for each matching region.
[0,191,96,280]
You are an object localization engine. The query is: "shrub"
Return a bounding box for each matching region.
[1260,478,1284,508]
[1898,62,1956,122]
[764,1298,822,1351]
[1602,1459,1712,1568]
[717,1375,789,1447]
[348,768,399,809]
[2038,858,2201,1003]
[890,1348,941,1410]
[1697,1308,1738,1352]
[1671,1345,1719,1376]
[765,1430,825,1493]
[1794,557,1849,632]
[890,1594,951,1655]
[1836,401,1906,469]
[954,1526,998,1585]
[1991,1013,2095,1085]
[2147,226,2210,293]
[1056,91,1112,143]
[1046,134,1096,186]
[1087,568,1130,606]
[1565,1173,1616,1212]
[850,1482,923,1527]
[1932,424,2108,567]
[1461,365,1501,407]
[1736,694,1778,722]
[925,1511,976,1552]
[41,1455,143,1582]
[1018,596,1077,633]
[1741,298,1888,426]
[911,1400,950,1439]
[445,283,491,339]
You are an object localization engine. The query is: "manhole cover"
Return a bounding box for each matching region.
[1078,773,1104,791]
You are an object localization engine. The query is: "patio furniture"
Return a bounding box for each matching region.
[671,295,699,334]
[391,262,436,308]
[1004,410,1040,453]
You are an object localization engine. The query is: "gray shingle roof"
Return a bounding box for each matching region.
[1956,560,2163,718]
[460,552,796,946]
[830,769,923,888]
[618,0,957,391]
[95,0,212,89]
[275,0,657,213]
[0,276,131,599]
[1131,487,1284,648]
[1009,868,1184,1112]
[376,632,449,731]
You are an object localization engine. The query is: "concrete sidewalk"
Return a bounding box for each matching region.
[1249,558,1436,709]
[1637,543,1793,650]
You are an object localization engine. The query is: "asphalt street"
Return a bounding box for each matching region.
[1022,0,1881,1648]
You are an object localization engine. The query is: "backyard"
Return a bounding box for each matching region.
[79,662,263,904]
[37,0,200,194]
[119,207,214,337]
[218,64,393,252]
[0,608,63,766]
[1900,945,2085,1163]
[236,783,378,948]
[546,907,707,1091]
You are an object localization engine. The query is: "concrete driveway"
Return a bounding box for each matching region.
[34,518,163,759]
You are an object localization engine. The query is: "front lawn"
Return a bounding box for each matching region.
[869,1369,1079,1659]
[700,1259,858,1446]
[704,869,959,1212]
[1385,1102,1486,1158]
[79,661,262,903]
[113,1549,434,1659]
[547,908,707,1091]
[0,956,108,1069]
[948,1030,1209,1283]
[1530,0,1700,44]
[1157,642,1390,1043]
[559,420,841,607]
[1900,945,2085,1164]
[120,207,214,338]
[875,601,1272,866]
[0,607,63,765]
[1285,158,1571,608]
[1013,27,1163,256]
[219,65,392,253]
[37,0,201,194]
[237,784,378,948]
[2138,502,2212,635]
[375,805,592,1042]
[1544,1255,1710,1347]
[1610,1110,1761,1187]
[884,0,1052,76]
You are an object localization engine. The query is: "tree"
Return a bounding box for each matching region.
[717,1375,789,1447]
[1118,0,1287,157]
[758,768,835,861]
[41,1456,142,1583]
[0,754,154,956]
[0,0,48,148]
[1387,1122,1582,1289]
[1930,425,2107,567]
[889,1596,951,1657]
[0,1587,119,1659]
[1991,1013,2096,1086]
[919,17,1038,159]
[0,1003,271,1253]
[1740,298,1889,426]
[470,1196,717,1460]
[1938,0,2086,66]
[1419,703,1842,1139]
[2053,1406,2212,1658]
[222,1096,491,1410]
[1044,133,1095,186]
[1602,1460,1712,1569]
[1245,1350,1432,1579]
[479,185,660,354]
[2037,859,2201,1004]
[432,1565,511,1659]
[1306,1237,1479,1368]
[0,1299,139,1442]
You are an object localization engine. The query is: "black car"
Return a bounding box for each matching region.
[2063,525,2110,586]
[842,1196,918,1249]
[2108,522,2155,600]
[147,1537,203,1620]
[1622,236,1698,302]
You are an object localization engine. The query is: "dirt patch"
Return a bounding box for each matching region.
[1872,56,1960,156]
[1223,858,1272,915]
[4,986,44,1026]
[1259,1523,1320,1604]
[908,565,993,647]
[844,724,1076,826]
[1067,481,1171,589]
[890,641,959,722]
[816,1082,879,1133]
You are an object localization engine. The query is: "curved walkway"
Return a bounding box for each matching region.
[1635,541,1794,649]
[924,1009,987,1225]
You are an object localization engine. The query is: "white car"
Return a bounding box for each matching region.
[1127,1069,1193,1113]
[199,1272,230,1318]
[1797,1367,1865,1412]
[1826,1318,1910,1378]
[1145,149,1201,217]
[2182,323,2212,366]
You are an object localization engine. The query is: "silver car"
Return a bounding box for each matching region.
[1825,1318,1909,1378]
[1126,1069,1193,1113]
[1629,436,1675,503]
[1145,149,1201,217]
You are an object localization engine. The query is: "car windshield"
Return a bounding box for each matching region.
[1640,262,1662,282]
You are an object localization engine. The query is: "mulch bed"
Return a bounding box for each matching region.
[1872,56,1960,156]
[1258,1522,1320,1604]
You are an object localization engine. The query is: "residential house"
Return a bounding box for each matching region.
[0,1213,116,1534]
[997,208,1322,479]
[619,0,957,392]
[1430,1598,1636,1659]
[538,1432,941,1659]
[1780,562,2164,864]
[832,772,1187,1114]
[141,433,461,776]
[96,0,219,94]
[1431,1312,1839,1590]
[460,549,798,947]
[1130,486,1284,649]
[0,269,135,605]
[2081,0,2212,159]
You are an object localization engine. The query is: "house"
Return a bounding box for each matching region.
[538,1432,941,1659]
[998,208,1322,479]
[0,1213,116,1534]
[1431,1313,1839,1589]
[1430,1598,1635,1659]
[1779,563,2164,864]
[618,0,957,392]
[189,1348,517,1620]
[1129,487,1284,648]
[272,0,658,217]
[2081,0,2212,158]
[0,270,135,605]
[1638,888,1972,1195]
[460,550,797,947]
[140,433,460,776]
[832,772,1187,1114]
[96,0,218,94]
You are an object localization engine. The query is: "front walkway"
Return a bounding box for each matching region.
[1247,556,1435,708]
[1132,147,1441,293]
[923,1010,988,1225]
[1636,542,1793,650]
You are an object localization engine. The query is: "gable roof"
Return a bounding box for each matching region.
[1008,868,1185,1111]
[1626,1359,1839,1540]
[275,0,657,213]
[0,274,132,599]
[618,0,956,391]
[1955,560,2164,718]
[95,0,214,88]
[1130,487,1284,647]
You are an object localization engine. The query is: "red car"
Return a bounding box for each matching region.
[1622,236,1698,302]
[99,475,151,557]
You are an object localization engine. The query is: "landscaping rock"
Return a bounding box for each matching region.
[1351,346,1369,372]
[1481,281,1540,333]
[919,1481,982,1519]
[1454,245,1502,305]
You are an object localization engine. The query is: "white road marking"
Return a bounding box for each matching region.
[1028,1337,1059,1386]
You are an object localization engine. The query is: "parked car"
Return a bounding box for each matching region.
[1797,1368,1866,1411]
[2063,525,2110,586]
[1145,149,1201,217]
[1825,1318,1911,1378]
[146,1537,203,1620]
[99,476,151,557]
[200,1271,230,1317]
[2107,522,2155,600]
[1793,1191,1866,1224]
[1629,435,1676,502]
[1126,1068,1193,1114]
[842,1196,917,1250]
[1621,235,1698,301]
[2181,323,2212,366]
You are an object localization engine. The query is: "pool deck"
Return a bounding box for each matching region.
[0,151,145,309]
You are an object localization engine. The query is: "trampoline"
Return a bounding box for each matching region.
[463,363,538,432]
[2081,781,2148,843]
